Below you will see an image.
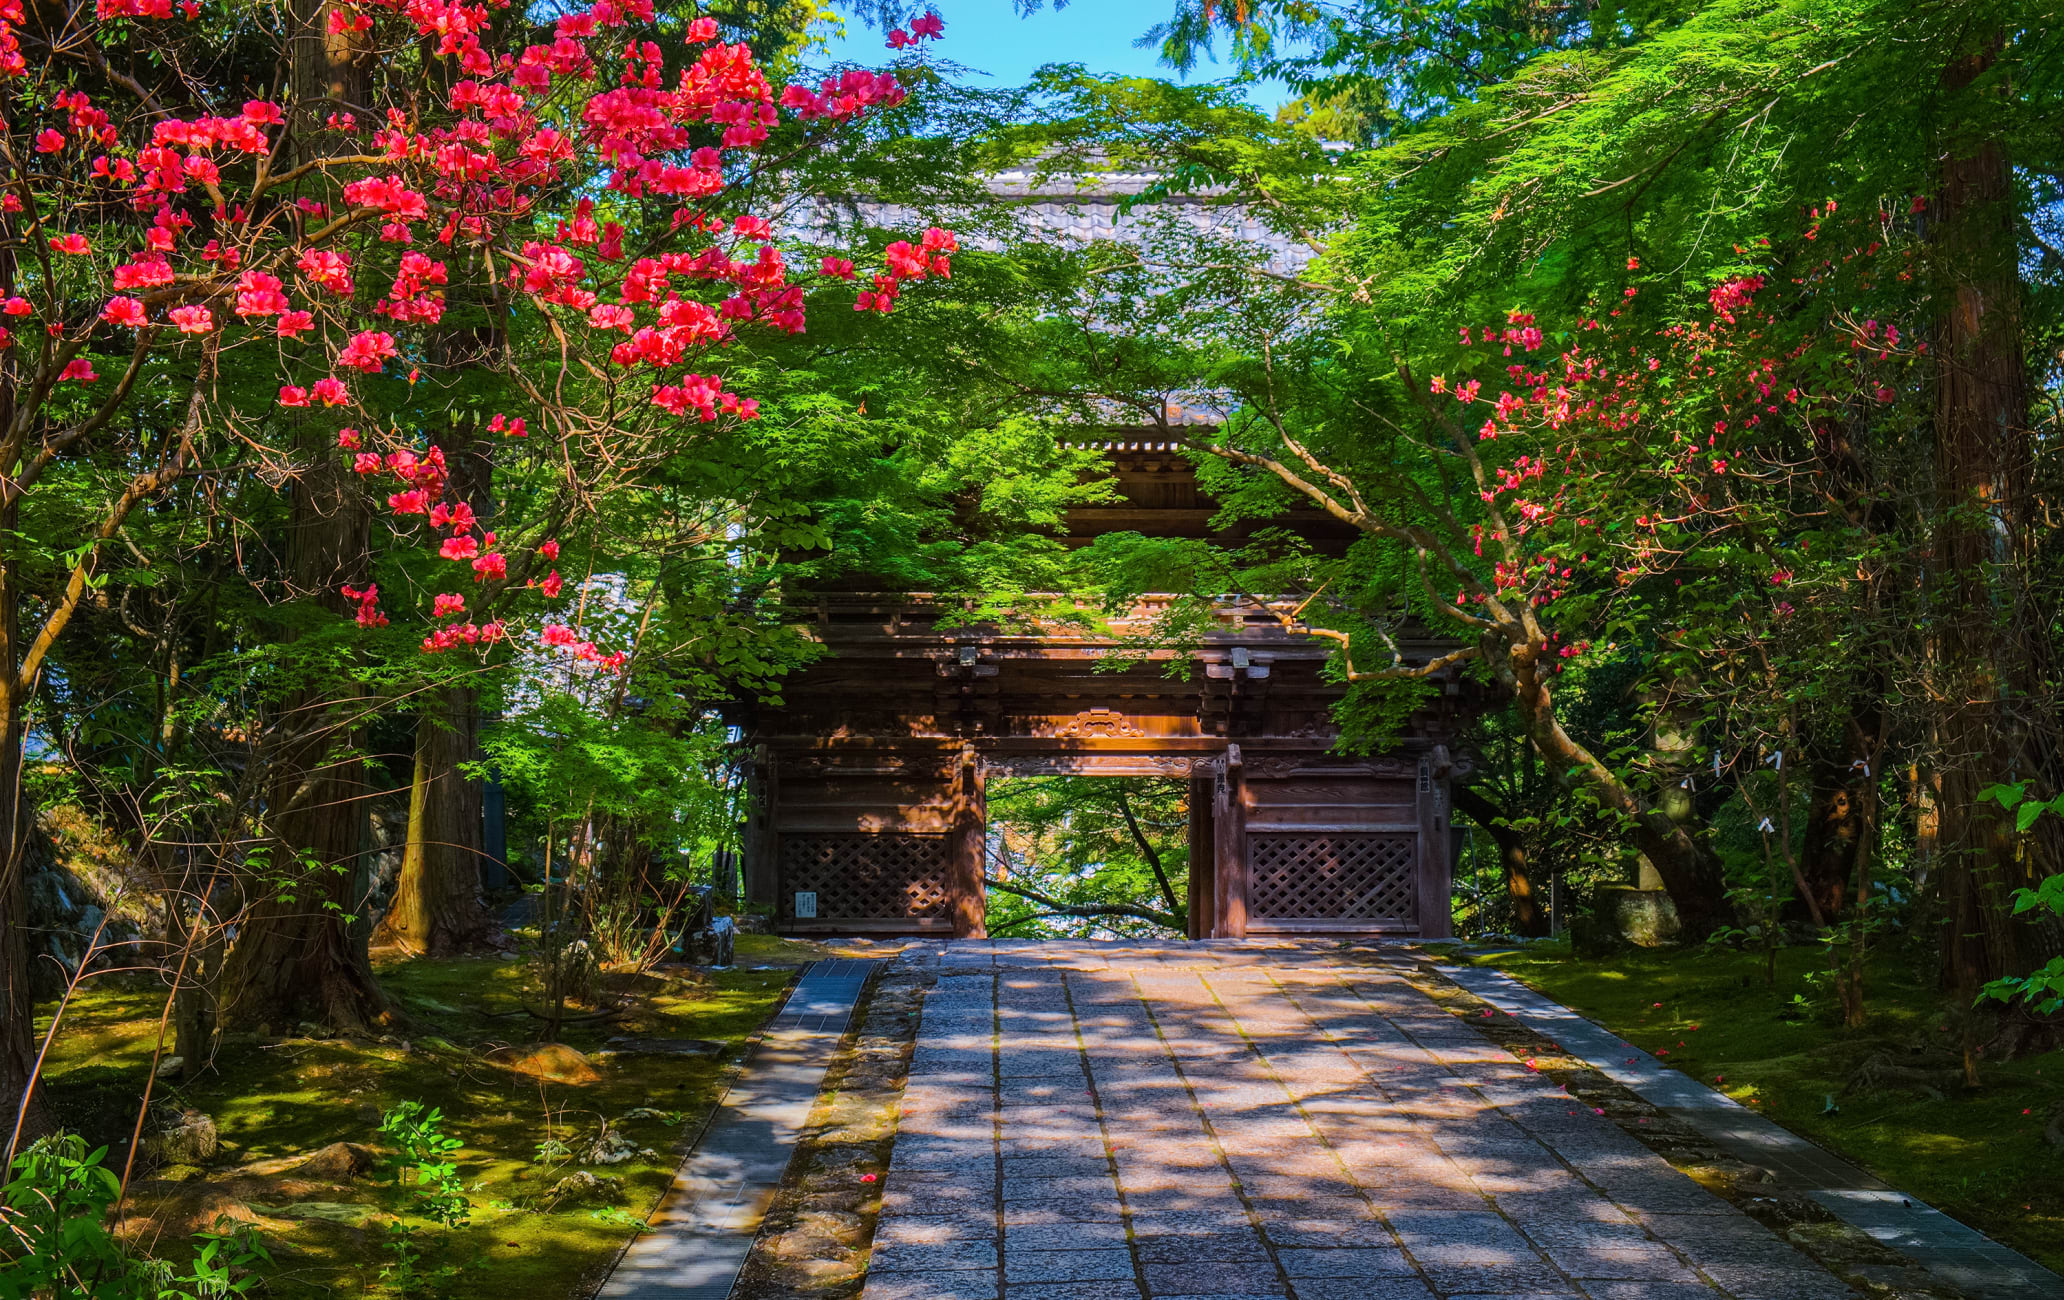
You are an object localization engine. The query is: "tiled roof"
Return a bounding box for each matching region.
[786,167,1318,276]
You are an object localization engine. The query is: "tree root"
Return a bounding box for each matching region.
[1842,1051,1962,1100]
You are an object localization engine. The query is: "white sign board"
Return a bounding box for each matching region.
[793,890,818,919]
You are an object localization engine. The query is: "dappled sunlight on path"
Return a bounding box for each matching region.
[867,942,1856,1300]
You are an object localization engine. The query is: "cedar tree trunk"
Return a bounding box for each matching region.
[1929,45,2037,1000]
[374,687,490,953]
[217,433,387,1032]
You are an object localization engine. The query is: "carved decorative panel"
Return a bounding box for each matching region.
[1247,832,1416,921]
[778,833,951,920]
[1049,708,1145,739]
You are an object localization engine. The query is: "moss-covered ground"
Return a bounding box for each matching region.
[31,933,840,1298]
[1431,938,2064,1273]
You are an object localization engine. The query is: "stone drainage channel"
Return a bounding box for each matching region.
[596,943,2059,1300]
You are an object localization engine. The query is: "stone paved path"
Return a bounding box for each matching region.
[864,944,1861,1300]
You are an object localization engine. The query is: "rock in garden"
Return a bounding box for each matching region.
[580,1124,659,1165]
[488,1042,601,1084]
[542,1169,624,1207]
[144,1109,219,1165]
[292,1142,379,1180]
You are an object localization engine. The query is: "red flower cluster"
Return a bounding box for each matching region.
[858,227,957,313]
[15,0,951,673]
[423,620,506,652]
[340,584,389,628]
[337,329,399,373]
[651,372,757,421]
[1707,276,1765,324]
[541,622,626,672]
[885,9,944,48]
[780,69,906,122]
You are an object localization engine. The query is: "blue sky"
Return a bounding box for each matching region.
[812,1,1290,112]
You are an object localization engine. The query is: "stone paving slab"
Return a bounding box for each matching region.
[866,943,1873,1300]
[598,960,876,1300]
[1440,958,2063,1300]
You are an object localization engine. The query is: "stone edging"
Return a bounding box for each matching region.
[581,964,806,1300]
[1395,954,1967,1300]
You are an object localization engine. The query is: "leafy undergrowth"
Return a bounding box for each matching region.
[1433,938,2064,1273]
[30,932,836,1298]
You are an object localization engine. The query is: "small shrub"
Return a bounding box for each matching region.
[377,1102,470,1228]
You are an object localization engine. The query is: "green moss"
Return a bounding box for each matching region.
[1434,940,2064,1273]
[33,952,809,1298]
[733,931,850,964]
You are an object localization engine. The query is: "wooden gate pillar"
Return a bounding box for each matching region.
[1415,754,1453,938]
[1186,774,1215,940]
[948,745,988,938]
[744,745,777,908]
[1213,745,1248,938]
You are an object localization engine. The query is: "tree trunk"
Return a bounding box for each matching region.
[374,689,490,954]
[217,434,387,1033]
[1929,43,2038,1001]
[216,0,392,1033]
[1800,773,1864,922]
[0,693,47,1147]
[1452,784,1546,937]
[0,480,49,1143]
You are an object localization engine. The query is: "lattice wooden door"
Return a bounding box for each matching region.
[778,833,951,921]
[1247,832,1417,922]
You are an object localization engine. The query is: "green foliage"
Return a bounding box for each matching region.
[1328,676,1437,756]
[0,1135,133,1300]
[1975,784,2064,1013]
[986,777,1190,937]
[952,0,2064,952]
[377,1223,457,1299]
[0,1135,269,1300]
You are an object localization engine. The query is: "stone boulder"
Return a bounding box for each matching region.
[143,1110,219,1166]
[1574,886,1682,953]
[537,1170,623,1208]
[487,1042,601,1084]
[293,1142,380,1180]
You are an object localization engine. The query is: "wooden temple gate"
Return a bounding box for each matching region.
[739,440,1466,940]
